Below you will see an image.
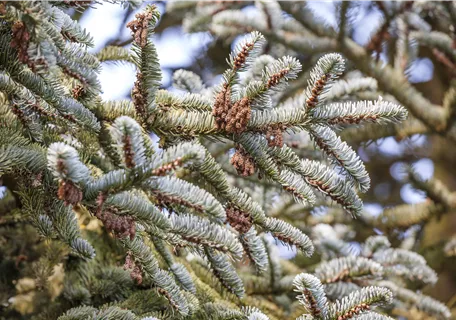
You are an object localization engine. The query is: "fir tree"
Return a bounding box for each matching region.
[0,1,454,320]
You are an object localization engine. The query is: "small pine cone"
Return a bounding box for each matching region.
[130,264,143,284]
[132,72,147,118]
[31,173,43,188]
[230,146,256,177]
[10,21,30,64]
[126,10,155,47]
[265,124,285,147]
[226,206,252,234]
[226,98,251,134]
[123,252,143,284]
[123,252,135,270]
[57,180,82,206]
[72,85,85,100]
[213,84,231,130]
[96,206,136,240]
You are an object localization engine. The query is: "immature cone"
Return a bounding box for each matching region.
[122,135,136,168]
[213,85,251,134]
[265,124,286,147]
[124,252,143,284]
[72,85,85,100]
[132,72,147,118]
[226,206,252,234]
[10,21,30,64]
[96,194,136,240]
[225,98,251,134]
[57,180,82,206]
[213,41,256,132]
[100,209,136,240]
[230,146,256,176]
[126,9,155,47]
[213,84,231,131]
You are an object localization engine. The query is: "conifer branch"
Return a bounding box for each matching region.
[372,248,438,285]
[328,286,393,320]
[311,99,408,127]
[128,5,162,119]
[315,256,383,285]
[145,175,226,223]
[294,273,329,319]
[378,280,451,320]
[105,191,171,231]
[96,46,134,64]
[120,235,190,315]
[240,228,268,273]
[3,2,450,318]
[374,202,445,229]
[407,166,456,209]
[308,125,370,193]
[204,247,245,298]
[170,214,243,260]
[152,236,196,294]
